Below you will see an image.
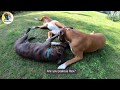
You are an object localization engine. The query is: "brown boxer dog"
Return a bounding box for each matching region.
[34,16,65,40]
[14,28,68,64]
[58,27,106,69]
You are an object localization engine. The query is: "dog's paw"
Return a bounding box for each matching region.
[31,26,36,29]
[26,28,31,34]
[57,63,67,69]
[34,18,39,21]
[51,42,60,46]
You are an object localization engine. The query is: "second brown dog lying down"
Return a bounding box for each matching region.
[34,16,65,40]
[14,28,68,65]
[58,27,106,69]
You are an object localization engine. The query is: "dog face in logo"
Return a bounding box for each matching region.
[2,12,14,24]
[4,13,11,20]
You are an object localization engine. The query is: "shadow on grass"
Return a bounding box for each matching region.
[63,12,92,17]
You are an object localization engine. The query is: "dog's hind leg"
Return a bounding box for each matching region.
[15,34,28,45]
[28,37,36,42]
[90,31,95,35]
[26,28,31,34]
[20,28,32,41]
[15,28,31,45]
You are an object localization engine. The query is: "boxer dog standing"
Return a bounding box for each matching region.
[33,16,65,40]
[58,27,106,69]
[14,28,68,64]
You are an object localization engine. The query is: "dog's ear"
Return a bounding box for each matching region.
[40,16,44,21]
[40,16,47,21]
[60,30,64,36]
[59,30,66,42]
[40,16,53,21]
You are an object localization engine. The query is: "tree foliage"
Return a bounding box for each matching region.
[108,11,120,22]
[0,11,22,17]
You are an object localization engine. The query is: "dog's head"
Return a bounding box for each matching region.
[59,30,66,42]
[39,16,52,22]
[59,27,73,42]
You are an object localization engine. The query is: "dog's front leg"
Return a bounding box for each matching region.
[35,24,48,29]
[57,53,83,69]
[43,34,59,47]
[15,34,28,45]
[15,28,31,45]
[47,31,53,39]
[46,34,59,42]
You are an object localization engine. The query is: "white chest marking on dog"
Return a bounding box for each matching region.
[47,21,61,34]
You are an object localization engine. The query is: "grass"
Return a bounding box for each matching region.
[0,11,120,79]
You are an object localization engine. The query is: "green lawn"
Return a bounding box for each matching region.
[0,11,120,79]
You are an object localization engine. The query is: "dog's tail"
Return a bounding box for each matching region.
[90,31,95,35]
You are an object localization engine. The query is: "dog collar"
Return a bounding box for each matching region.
[46,48,51,60]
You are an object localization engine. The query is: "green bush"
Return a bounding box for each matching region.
[108,11,120,22]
